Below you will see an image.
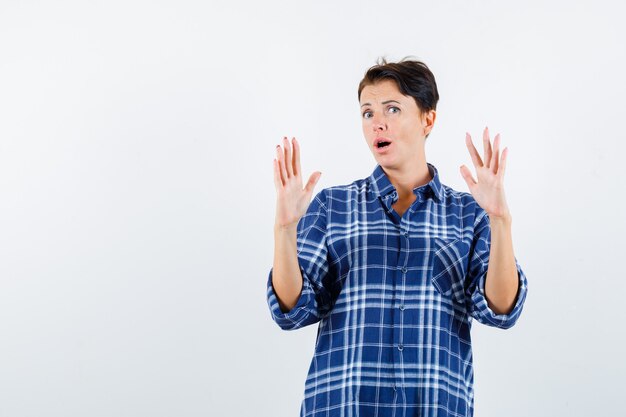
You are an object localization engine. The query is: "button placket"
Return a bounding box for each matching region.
[391,218,411,388]
[399,227,410,308]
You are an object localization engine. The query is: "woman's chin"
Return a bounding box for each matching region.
[374,153,395,163]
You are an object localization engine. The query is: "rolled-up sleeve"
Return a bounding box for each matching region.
[266,190,335,330]
[467,210,528,329]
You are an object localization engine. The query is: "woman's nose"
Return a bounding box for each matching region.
[372,117,386,132]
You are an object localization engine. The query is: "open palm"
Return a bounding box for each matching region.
[273,137,322,229]
[460,127,511,220]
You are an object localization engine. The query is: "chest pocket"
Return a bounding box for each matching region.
[431,237,471,306]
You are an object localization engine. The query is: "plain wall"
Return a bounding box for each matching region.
[1,0,625,416]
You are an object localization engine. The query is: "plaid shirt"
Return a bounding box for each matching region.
[266,162,528,417]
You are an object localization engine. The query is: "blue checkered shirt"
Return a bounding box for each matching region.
[266,162,528,417]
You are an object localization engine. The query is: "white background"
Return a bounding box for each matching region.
[1,0,625,416]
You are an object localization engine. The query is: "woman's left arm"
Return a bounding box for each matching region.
[460,127,520,315]
[484,214,519,314]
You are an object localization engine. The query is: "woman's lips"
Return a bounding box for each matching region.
[375,142,392,153]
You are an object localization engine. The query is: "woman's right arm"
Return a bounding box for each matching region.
[272,136,321,312]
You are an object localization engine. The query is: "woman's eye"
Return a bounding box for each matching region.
[363,111,373,119]
[388,106,400,114]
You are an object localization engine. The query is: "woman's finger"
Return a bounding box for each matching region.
[459,165,478,194]
[293,137,300,177]
[465,133,483,168]
[283,136,293,178]
[304,171,322,194]
[483,127,492,168]
[277,144,288,184]
[499,147,508,179]
[273,158,283,189]
[491,133,500,174]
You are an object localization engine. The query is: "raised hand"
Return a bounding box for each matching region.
[273,137,322,229]
[460,127,511,221]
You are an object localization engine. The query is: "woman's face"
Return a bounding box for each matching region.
[360,79,435,170]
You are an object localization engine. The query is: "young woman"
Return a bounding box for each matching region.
[267,58,528,417]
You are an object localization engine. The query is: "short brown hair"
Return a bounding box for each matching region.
[358,57,440,119]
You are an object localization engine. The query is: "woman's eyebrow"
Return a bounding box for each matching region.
[360,100,402,108]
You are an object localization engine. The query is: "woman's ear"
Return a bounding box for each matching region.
[423,110,436,136]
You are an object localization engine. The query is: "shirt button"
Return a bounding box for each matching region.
[401,267,407,274]
[398,344,404,351]
[403,232,409,237]
[399,304,405,311]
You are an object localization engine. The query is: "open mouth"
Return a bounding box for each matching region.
[374,138,392,152]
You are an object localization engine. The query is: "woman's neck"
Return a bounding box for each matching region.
[383,159,431,200]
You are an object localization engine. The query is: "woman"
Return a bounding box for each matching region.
[267,58,528,417]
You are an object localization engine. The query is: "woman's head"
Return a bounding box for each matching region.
[358,58,439,134]
[358,58,439,169]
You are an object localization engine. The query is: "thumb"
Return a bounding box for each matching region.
[459,165,476,191]
[304,171,322,194]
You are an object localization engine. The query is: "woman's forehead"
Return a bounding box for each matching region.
[360,80,410,105]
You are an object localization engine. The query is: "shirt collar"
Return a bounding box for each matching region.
[367,162,444,203]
